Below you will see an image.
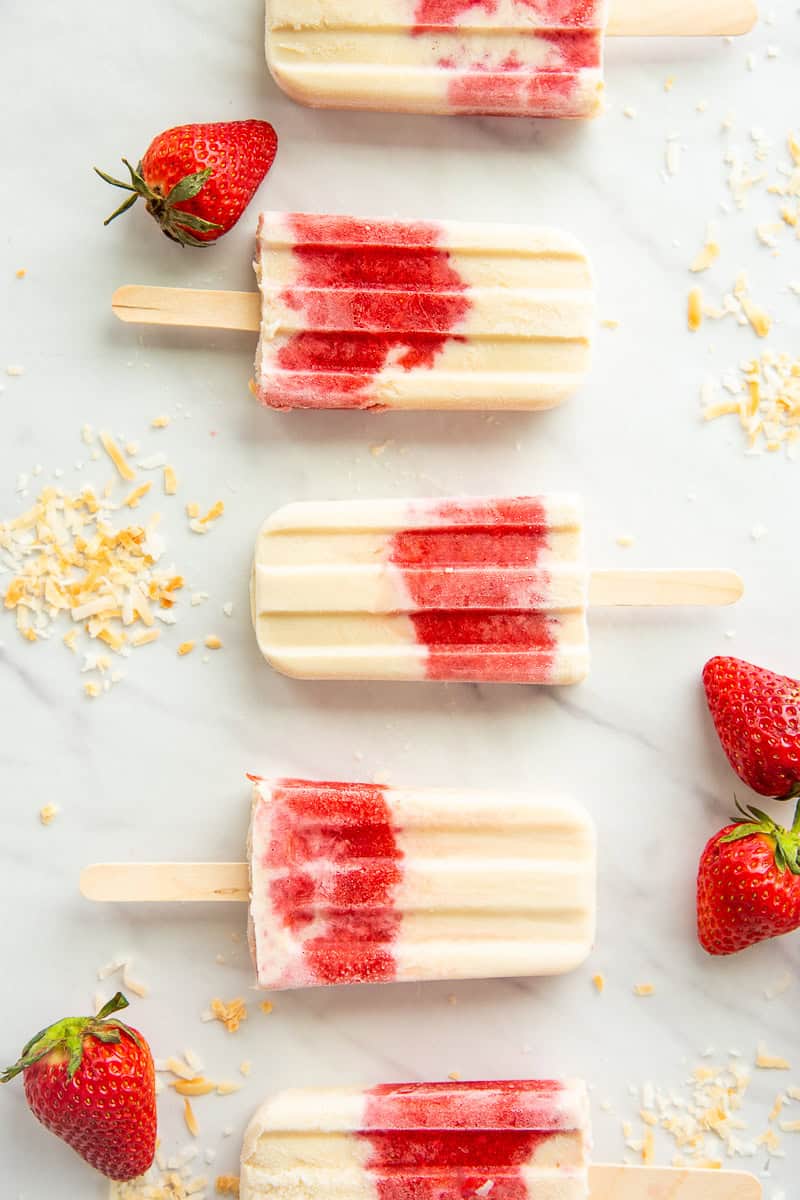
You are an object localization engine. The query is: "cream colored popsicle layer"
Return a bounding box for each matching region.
[248,778,596,990]
[253,213,594,411]
[252,495,589,684]
[266,1,607,117]
[242,1080,590,1200]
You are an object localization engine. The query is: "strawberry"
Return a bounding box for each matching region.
[697,800,800,955]
[703,656,800,799]
[96,119,278,246]
[1,992,156,1182]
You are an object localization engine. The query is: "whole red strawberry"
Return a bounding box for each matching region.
[703,656,800,799]
[96,119,278,246]
[1,992,156,1181]
[697,800,800,955]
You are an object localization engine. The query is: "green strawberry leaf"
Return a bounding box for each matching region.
[103,193,139,227]
[166,168,213,205]
[168,210,223,233]
[1,993,140,1084]
[93,166,136,192]
[720,822,773,844]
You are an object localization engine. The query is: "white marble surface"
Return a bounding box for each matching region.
[1,2,799,1196]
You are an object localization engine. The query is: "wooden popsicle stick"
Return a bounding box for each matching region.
[590,1164,760,1198]
[589,569,743,608]
[80,863,249,903]
[112,285,260,331]
[608,0,757,37]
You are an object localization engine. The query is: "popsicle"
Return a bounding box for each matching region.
[111,210,595,413]
[241,1080,591,1200]
[254,212,593,411]
[252,495,744,685]
[80,777,598,990]
[265,1,758,119]
[240,1080,762,1200]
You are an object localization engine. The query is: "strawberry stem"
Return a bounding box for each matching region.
[103,193,139,226]
[96,992,130,1020]
[721,802,800,876]
[792,798,800,836]
[1,993,140,1084]
[95,158,221,246]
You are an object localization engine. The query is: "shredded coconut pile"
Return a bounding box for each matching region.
[617,1047,799,1175]
[702,350,800,456]
[0,423,225,695]
[685,129,800,460]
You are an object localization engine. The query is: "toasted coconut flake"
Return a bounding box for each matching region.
[216,1081,242,1096]
[688,288,704,331]
[183,1048,204,1073]
[204,635,222,650]
[592,973,606,994]
[123,482,152,510]
[164,466,178,496]
[164,1056,197,1081]
[139,453,168,471]
[177,641,195,657]
[97,957,126,981]
[757,1046,791,1071]
[703,400,740,420]
[152,415,171,429]
[122,961,149,998]
[756,1127,782,1151]
[190,501,224,535]
[216,1177,240,1196]
[690,241,721,273]
[742,296,772,337]
[259,1000,273,1015]
[634,983,655,997]
[666,138,682,176]
[39,803,60,826]
[131,628,160,648]
[172,1078,217,1097]
[100,431,137,482]
[209,997,247,1033]
[183,1098,199,1138]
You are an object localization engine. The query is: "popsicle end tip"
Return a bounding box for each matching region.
[111,285,137,321]
[79,865,102,901]
[743,1,759,34]
[725,571,746,604]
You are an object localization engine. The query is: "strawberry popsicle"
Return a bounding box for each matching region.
[253,213,594,411]
[266,1,608,118]
[252,495,590,684]
[241,1079,591,1200]
[248,778,596,989]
